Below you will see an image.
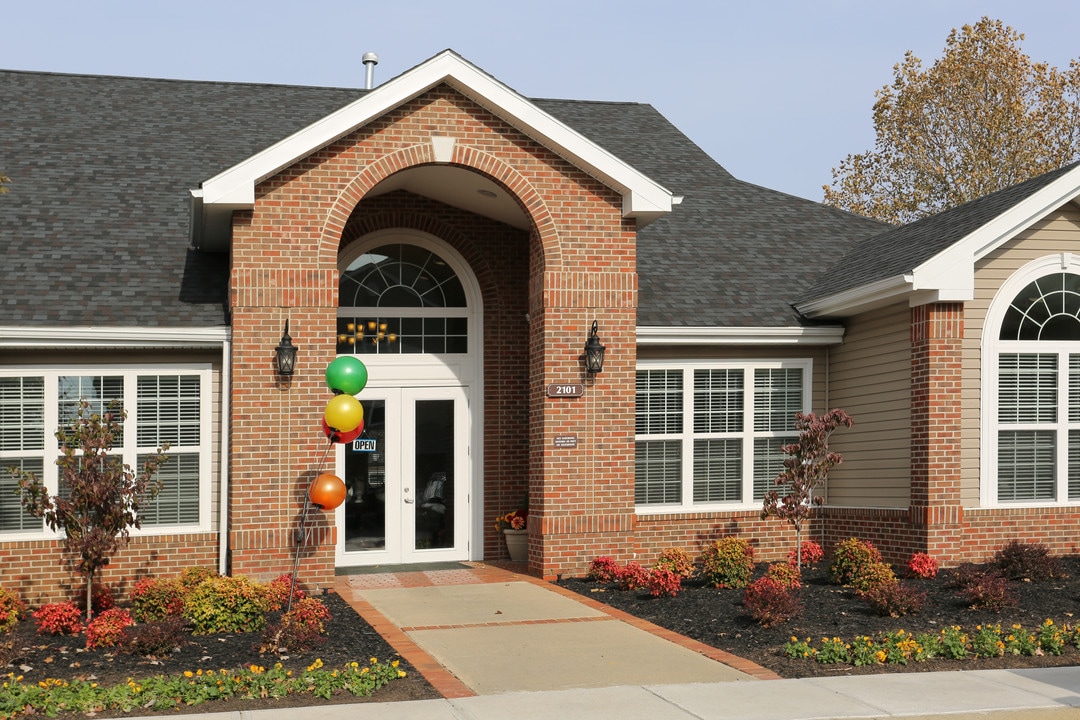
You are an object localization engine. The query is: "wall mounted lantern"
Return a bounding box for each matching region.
[274,320,297,375]
[584,320,606,374]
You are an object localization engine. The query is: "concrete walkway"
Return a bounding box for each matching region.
[126,562,1080,719]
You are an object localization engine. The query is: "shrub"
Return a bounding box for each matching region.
[994,540,1062,581]
[653,548,696,578]
[586,556,622,584]
[787,541,824,568]
[700,537,755,589]
[178,566,219,592]
[262,597,332,654]
[907,552,938,579]
[849,561,897,594]
[829,538,883,586]
[131,577,186,623]
[33,601,83,636]
[264,573,306,612]
[742,577,802,627]
[644,567,682,598]
[0,588,25,635]
[85,607,134,649]
[765,562,802,590]
[184,574,269,634]
[959,572,1017,611]
[616,561,650,591]
[124,616,188,656]
[971,624,1005,657]
[859,581,927,617]
[91,585,115,614]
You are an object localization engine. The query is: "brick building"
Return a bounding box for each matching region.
[3,51,1080,603]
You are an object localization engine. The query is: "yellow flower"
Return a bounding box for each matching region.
[184,671,194,678]
[391,660,400,668]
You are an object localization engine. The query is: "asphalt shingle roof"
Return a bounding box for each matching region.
[798,161,1080,305]
[2,69,885,330]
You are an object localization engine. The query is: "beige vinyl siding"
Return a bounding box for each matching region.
[825,302,911,507]
[968,201,1080,507]
[0,349,223,532]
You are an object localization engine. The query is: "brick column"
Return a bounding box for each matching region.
[909,302,965,560]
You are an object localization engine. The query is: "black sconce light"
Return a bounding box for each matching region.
[275,320,297,376]
[584,320,606,374]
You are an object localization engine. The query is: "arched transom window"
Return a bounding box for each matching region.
[991,270,1080,504]
[337,244,468,355]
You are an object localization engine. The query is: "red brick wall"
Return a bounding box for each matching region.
[0,533,218,608]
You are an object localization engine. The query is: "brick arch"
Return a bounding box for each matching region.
[318,144,561,270]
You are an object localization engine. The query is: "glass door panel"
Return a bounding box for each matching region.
[337,386,469,566]
[343,399,387,552]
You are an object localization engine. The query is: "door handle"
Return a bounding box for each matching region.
[404,498,414,504]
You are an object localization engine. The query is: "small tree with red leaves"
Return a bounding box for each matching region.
[11,400,168,618]
[761,409,854,569]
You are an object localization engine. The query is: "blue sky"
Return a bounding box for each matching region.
[6,0,1079,201]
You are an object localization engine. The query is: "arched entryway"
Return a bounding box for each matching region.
[333,229,484,567]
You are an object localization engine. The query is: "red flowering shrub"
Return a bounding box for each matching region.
[0,588,25,635]
[765,562,802,590]
[858,581,927,617]
[653,548,696,579]
[958,571,1017,611]
[645,568,682,598]
[91,585,115,614]
[700,537,755,589]
[907,552,939,579]
[264,573,306,612]
[261,597,332,654]
[617,561,650,591]
[587,556,622,584]
[33,602,83,636]
[787,541,824,567]
[131,577,186,623]
[124,616,188,656]
[742,577,802,627]
[85,607,134,649]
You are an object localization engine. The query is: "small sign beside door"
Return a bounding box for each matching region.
[554,434,578,448]
[546,383,584,397]
[352,438,377,453]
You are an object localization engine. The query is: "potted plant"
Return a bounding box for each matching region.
[494,509,528,562]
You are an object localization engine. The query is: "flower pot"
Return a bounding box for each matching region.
[503,528,528,562]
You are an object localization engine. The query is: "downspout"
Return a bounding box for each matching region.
[218,338,231,575]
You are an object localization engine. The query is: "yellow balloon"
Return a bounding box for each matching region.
[324,394,364,432]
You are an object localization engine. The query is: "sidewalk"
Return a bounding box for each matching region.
[127,562,1080,720]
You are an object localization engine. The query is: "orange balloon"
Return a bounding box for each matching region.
[309,473,347,510]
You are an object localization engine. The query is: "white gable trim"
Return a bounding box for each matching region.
[198,50,672,223]
[912,164,1080,297]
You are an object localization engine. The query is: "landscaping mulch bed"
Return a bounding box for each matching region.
[558,555,1080,678]
[2,592,439,716]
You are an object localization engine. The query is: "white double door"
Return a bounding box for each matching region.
[335,385,470,566]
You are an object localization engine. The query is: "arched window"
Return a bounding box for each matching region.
[337,243,469,355]
[987,266,1080,504]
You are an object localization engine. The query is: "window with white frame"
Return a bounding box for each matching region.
[635,361,810,510]
[987,269,1080,504]
[0,368,211,534]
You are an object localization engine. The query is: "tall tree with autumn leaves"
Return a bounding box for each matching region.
[824,18,1080,225]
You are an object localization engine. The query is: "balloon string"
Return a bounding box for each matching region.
[288,436,338,614]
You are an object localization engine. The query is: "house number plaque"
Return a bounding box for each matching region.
[546,383,584,397]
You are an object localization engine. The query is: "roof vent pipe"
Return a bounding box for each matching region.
[362,52,379,90]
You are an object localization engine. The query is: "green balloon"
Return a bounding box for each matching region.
[325,356,368,395]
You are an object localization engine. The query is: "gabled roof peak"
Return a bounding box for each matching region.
[193,49,672,250]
